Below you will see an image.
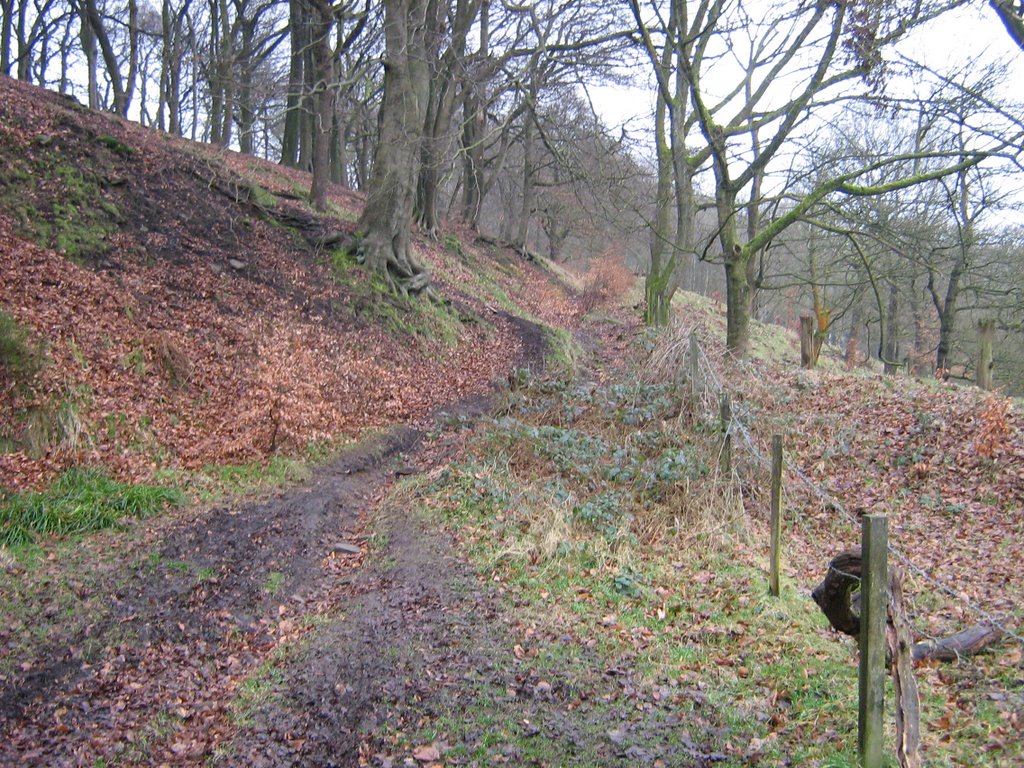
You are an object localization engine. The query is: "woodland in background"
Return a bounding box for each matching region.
[3,0,1024,389]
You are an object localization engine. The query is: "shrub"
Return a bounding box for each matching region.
[578,254,635,314]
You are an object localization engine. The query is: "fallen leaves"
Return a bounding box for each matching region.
[0,76,546,490]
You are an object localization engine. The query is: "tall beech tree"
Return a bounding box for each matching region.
[295,0,368,210]
[76,0,135,116]
[628,0,703,325]
[354,0,446,293]
[414,0,481,236]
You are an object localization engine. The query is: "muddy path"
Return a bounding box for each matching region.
[0,421,420,765]
[1,310,713,767]
[0,315,545,766]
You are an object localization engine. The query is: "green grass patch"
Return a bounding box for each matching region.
[112,710,183,764]
[97,134,135,158]
[0,468,184,547]
[263,570,284,595]
[162,455,313,501]
[542,326,582,377]
[231,659,287,727]
[149,436,356,507]
[206,455,311,490]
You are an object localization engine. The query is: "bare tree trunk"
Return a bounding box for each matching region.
[158,0,186,135]
[461,90,485,227]
[137,40,150,126]
[805,247,831,369]
[723,243,753,356]
[208,0,223,143]
[845,303,863,370]
[0,0,13,76]
[125,0,139,115]
[883,281,901,376]
[15,0,28,80]
[207,0,235,146]
[977,319,995,390]
[78,3,100,109]
[280,0,307,166]
[643,35,676,327]
[330,110,347,185]
[235,12,260,156]
[297,37,315,171]
[354,125,371,189]
[932,180,972,374]
[515,107,536,254]
[81,0,127,114]
[800,315,816,369]
[237,70,255,154]
[415,0,479,236]
[307,0,335,211]
[33,3,56,87]
[459,0,488,229]
[58,13,74,93]
[355,0,438,295]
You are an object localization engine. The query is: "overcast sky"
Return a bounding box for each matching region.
[586,1,1023,226]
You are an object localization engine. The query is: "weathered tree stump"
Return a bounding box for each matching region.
[812,548,1004,662]
[813,548,1006,768]
[811,548,862,636]
[815,549,920,767]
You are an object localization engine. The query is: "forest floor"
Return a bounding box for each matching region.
[4,310,720,768]
[1,76,1022,767]
[0,318,559,767]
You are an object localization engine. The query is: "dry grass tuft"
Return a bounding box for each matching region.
[641,318,725,386]
[147,331,192,388]
[20,398,86,458]
[493,488,574,564]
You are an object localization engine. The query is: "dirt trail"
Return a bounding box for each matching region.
[1,310,714,767]
[0,316,544,766]
[1,424,416,764]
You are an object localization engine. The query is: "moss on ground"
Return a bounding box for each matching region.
[0,132,123,263]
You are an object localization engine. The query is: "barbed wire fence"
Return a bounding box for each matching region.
[681,330,1024,649]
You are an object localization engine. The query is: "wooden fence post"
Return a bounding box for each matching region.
[719,393,731,475]
[859,514,888,768]
[688,330,700,408]
[769,434,783,597]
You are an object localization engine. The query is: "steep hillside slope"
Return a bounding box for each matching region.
[0,76,576,491]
